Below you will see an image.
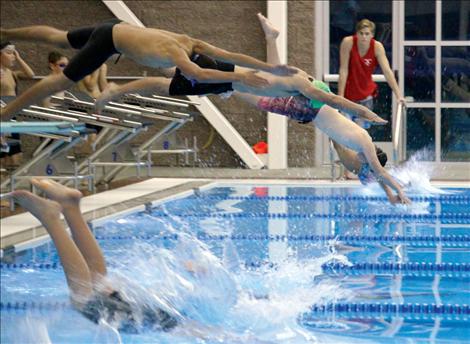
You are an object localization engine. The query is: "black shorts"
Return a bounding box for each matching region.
[169,54,235,96]
[64,19,121,82]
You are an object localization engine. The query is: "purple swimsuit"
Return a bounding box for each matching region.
[257,95,320,124]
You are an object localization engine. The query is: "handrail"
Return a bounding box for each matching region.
[393,102,405,163]
[324,74,387,83]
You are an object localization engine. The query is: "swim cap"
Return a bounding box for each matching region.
[0,41,14,50]
[375,146,388,167]
[309,79,331,109]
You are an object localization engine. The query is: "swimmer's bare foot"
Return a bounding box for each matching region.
[9,190,61,223]
[257,13,279,39]
[31,178,82,208]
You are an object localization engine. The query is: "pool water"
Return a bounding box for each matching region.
[1,184,469,343]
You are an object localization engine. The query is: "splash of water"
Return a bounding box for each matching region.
[389,148,451,195]
[104,228,354,342]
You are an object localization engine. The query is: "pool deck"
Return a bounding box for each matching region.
[1,177,467,254]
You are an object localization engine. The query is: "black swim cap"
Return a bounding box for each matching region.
[0,41,12,50]
[375,146,388,167]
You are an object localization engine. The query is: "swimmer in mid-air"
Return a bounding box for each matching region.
[96,14,409,204]
[6,179,178,332]
[0,19,297,118]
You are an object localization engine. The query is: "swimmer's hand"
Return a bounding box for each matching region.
[95,82,119,114]
[389,192,411,205]
[361,109,388,126]
[240,71,270,88]
[270,64,298,76]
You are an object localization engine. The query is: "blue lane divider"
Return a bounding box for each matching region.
[302,302,469,320]
[2,300,467,321]
[2,261,469,278]
[321,262,470,277]
[150,211,470,223]
[0,301,69,311]
[242,261,470,277]
[191,194,470,203]
[88,233,470,247]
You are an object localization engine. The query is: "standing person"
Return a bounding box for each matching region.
[338,19,405,128]
[0,41,35,169]
[0,19,296,119]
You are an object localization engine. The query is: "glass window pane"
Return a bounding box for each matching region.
[406,108,435,160]
[328,82,392,142]
[442,0,470,40]
[404,46,435,102]
[329,0,392,74]
[441,108,470,162]
[442,47,470,102]
[405,1,435,40]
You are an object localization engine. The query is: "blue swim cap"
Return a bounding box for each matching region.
[309,80,331,109]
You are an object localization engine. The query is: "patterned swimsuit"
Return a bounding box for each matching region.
[256,95,321,124]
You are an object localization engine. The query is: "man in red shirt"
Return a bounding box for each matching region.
[338,19,405,128]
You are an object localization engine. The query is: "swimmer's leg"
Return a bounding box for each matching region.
[96,77,171,112]
[7,190,93,300]
[257,13,281,65]
[1,73,74,119]
[31,178,107,281]
[1,25,70,49]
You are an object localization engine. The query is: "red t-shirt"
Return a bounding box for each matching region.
[344,35,378,102]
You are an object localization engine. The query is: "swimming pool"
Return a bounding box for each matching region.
[1,183,469,343]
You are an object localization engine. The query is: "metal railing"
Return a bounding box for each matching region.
[392,102,405,164]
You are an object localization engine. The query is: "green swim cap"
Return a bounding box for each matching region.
[309,79,331,109]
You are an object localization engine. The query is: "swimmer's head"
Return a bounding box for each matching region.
[375,146,388,167]
[0,41,14,51]
[0,41,16,68]
[48,51,69,74]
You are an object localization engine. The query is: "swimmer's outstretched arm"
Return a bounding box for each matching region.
[192,39,297,76]
[296,80,388,125]
[333,141,404,205]
[171,48,269,87]
[360,143,411,204]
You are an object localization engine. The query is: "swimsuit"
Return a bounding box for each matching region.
[256,95,320,124]
[64,19,122,82]
[169,54,235,96]
[357,162,375,185]
[81,290,178,333]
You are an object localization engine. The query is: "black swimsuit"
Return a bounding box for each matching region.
[64,19,121,82]
[80,290,178,333]
[169,54,235,96]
